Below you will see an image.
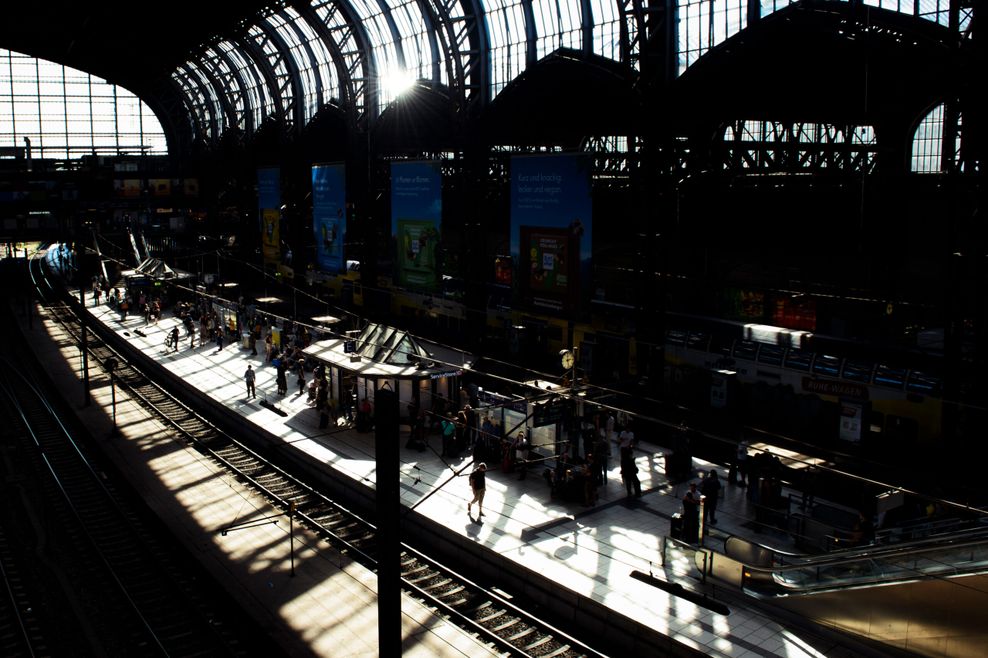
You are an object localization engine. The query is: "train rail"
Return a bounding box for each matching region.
[0,346,264,656]
[28,247,608,657]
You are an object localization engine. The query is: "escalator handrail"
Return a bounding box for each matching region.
[741,532,988,595]
[726,519,988,569]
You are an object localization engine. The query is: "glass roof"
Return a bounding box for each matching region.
[166,0,962,144]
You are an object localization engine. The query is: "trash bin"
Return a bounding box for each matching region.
[241,332,251,349]
[271,326,281,347]
[670,512,684,540]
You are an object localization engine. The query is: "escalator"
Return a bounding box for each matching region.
[715,527,988,656]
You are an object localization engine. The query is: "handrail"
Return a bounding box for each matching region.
[740,532,988,597]
[725,517,988,569]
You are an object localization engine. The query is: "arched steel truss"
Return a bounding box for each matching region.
[169,0,972,166]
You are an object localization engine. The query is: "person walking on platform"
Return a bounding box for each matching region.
[244,364,256,399]
[701,470,721,525]
[169,325,180,353]
[467,462,487,519]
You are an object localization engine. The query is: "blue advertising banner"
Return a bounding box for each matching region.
[391,161,442,292]
[312,163,346,273]
[509,154,593,314]
[257,167,281,265]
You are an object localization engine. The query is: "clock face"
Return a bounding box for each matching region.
[561,351,574,369]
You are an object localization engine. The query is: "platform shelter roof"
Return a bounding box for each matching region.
[303,322,471,380]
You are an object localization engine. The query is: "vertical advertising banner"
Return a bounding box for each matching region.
[257,167,281,265]
[509,154,593,314]
[391,161,441,292]
[312,163,346,273]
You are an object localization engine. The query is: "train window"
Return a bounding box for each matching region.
[733,340,759,361]
[874,364,907,389]
[666,329,687,345]
[812,354,842,378]
[758,345,785,366]
[784,349,813,371]
[906,371,942,395]
[842,359,874,383]
[686,331,710,351]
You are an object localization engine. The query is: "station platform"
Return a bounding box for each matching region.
[24,280,869,657]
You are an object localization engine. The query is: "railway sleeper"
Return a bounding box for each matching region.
[466,600,495,618]
[402,564,430,578]
[507,626,536,643]
[436,584,466,599]
[522,632,554,650]
[422,578,453,593]
[492,616,521,632]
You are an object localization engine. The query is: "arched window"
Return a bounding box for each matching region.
[1,48,167,159]
[911,103,963,174]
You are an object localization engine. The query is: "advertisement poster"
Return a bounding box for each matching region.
[312,163,346,273]
[509,154,592,314]
[524,228,570,295]
[257,167,281,265]
[391,161,441,292]
[149,179,171,197]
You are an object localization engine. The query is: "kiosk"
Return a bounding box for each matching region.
[303,322,473,425]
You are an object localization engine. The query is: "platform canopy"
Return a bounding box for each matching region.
[121,257,195,284]
[304,322,471,380]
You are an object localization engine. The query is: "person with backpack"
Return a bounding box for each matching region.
[467,462,487,519]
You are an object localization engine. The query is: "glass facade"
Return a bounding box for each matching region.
[1,48,166,159]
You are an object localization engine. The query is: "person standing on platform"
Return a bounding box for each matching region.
[701,470,721,525]
[732,439,749,486]
[618,424,635,460]
[513,431,529,481]
[440,415,456,458]
[682,482,702,543]
[244,364,256,399]
[169,325,180,353]
[93,284,101,307]
[594,425,609,486]
[467,462,487,519]
[215,328,224,352]
[276,362,288,396]
[620,449,641,499]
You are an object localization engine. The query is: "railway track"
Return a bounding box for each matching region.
[26,246,607,657]
[0,339,265,656]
